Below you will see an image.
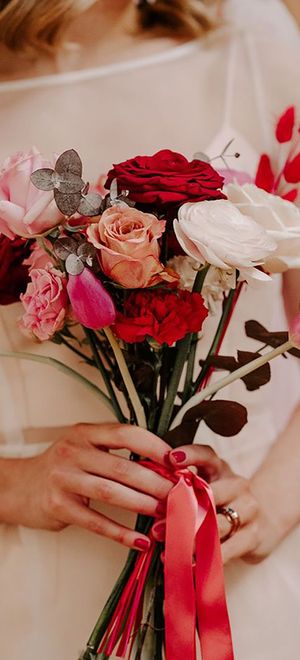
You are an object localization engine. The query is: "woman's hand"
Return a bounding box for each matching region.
[160,445,282,564]
[0,423,172,550]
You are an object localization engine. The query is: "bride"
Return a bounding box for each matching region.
[0,1,300,658]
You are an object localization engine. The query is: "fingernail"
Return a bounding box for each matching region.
[156,500,167,516]
[134,538,150,551]
[170,450,186,464]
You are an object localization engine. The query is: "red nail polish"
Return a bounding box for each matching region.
[171,450,186,463]
[164,451,171,465]
[134,538,150,551]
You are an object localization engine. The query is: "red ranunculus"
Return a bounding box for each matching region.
[0,235,31,305]
[105,149,225,208]
[114,289,208,346]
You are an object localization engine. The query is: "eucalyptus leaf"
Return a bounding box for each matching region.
[30,168,55,191]
[55,149,83,177]
[52,171,84,194]
[110,178,119,201]
[77,242,96,261]
[54,189,81,215]
[78,192,103,216]
[65,253,85,275]
[54,237,78,260]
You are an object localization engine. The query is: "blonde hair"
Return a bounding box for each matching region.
[0,0,219,54]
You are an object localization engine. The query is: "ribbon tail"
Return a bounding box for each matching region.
[164,476,198,660]
[195,487,235,660]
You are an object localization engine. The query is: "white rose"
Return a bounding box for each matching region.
[226,183,300,272]
[174,200,276,284]
[167,255,199,290]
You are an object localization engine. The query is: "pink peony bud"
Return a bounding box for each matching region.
[289,313,300,349]
[67,267,116,329]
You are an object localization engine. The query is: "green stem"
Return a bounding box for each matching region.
[156,267,208,438]
[84,328,127,424]
[104,327,147,429]
[181,332,198,404]
[0,350,115,415]
[192,288,236,393]
[171,339,293,430]
[57,335,95,366]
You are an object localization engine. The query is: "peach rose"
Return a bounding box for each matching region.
[20,265,68,341]
[87,205,178,288]
[0,148,63,239]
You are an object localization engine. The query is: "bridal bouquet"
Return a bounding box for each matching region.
[1,107,300,660]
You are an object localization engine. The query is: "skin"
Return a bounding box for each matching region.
[0,1,300,562]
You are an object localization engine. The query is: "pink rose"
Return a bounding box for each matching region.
[20,265,68,341]
[87,205,178,288]
[0,148,63,239]
[23,241,55,270]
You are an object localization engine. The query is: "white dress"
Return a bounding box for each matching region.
[0,1,300,658]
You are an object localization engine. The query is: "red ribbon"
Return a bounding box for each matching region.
[98,462,234,660]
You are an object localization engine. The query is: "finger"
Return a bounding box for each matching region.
[217,492,257,541]
[63,472,160,517]
[211,477,247,506]
[61,497,152,551]
[168,445,226,480]
[221,523,259,564]
[79,448,172,500]
[73,423,170,463]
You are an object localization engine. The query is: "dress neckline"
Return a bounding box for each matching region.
[0,38,201,94]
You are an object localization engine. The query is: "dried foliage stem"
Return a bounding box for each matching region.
[0,349,115,414]
[103,327,147,429]
[170,339,293,429]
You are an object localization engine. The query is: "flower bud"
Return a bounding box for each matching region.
[67,267,116,329]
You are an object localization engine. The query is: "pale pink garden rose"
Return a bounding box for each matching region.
[20,265,68,341]
[23,241,55,270]
[87,205,178,288]
[174,199,276,284]
[0,148,63,239]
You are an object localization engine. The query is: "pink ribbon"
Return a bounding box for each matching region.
[98,462,234,660]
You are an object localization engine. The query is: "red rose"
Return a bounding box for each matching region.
[0,235,31,305]
[114,288,208,346]
[105,149,225,208]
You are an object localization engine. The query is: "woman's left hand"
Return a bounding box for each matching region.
[163,445,281,564]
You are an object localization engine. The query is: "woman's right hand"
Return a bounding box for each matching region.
[1,423,172,550]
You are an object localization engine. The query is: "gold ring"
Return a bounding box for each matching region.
[217,505,241,542]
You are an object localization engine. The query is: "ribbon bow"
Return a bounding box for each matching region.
[98,462,234,660]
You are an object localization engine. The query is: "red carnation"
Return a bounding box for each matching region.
[0,235,31,305]
[114,289,208,346]
[105,149,225,209]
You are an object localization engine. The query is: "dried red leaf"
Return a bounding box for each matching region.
[275,106,295,143]
[281,188,298,202]
[255,154,275,192]
[284,153,300,184]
